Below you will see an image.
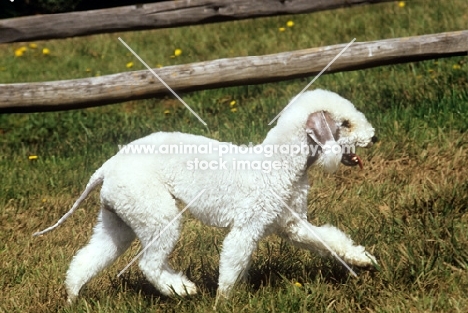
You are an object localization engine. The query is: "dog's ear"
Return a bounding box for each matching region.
[305,111,338,146]
[305,111,342,173]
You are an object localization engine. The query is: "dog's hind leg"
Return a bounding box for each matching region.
[65,207,136,303]
[137,225,197,297]
[127,187,197,297]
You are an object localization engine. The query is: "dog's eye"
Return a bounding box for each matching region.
[341,120,351,128]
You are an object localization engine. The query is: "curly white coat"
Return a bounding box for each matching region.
[35,89,377,302]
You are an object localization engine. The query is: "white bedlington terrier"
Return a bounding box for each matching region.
[34,89,378,302]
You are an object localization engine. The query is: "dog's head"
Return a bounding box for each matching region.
[277,89,376,173]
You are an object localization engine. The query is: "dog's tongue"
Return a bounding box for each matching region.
[341,153,363,169]
[354,154,363,169]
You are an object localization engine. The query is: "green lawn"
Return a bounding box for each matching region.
[1,0,467,312]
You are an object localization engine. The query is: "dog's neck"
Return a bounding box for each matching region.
[259,130,311,185]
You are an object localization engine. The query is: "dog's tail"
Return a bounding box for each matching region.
[33,167,105,237]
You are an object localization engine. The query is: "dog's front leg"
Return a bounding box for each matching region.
[282,220,376,267]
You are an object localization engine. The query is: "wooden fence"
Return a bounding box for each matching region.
[1,31,467,113]
[0,0,394,43]
[1,0,467,113]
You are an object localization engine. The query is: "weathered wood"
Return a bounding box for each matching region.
[0,0,394,43]
[1,31,467,113]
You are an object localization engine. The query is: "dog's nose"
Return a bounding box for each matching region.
[364,136,378,148]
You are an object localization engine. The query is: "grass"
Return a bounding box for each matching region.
[1,0,468,312]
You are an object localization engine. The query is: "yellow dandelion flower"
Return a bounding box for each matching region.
[294,282,302,287]
[156,64,163,68]
[164,109,171,114]
[29,43,38,49]
[452,64,461,70]
[42,48,50,55]
[28,155,38,160]
[174,49,182,57]
[126,62,134,68]
[286,21,294,27]
[42,198,47,202]
[230,108,237,113]
[278,27,286,32]
[230,100,236,107]
[14,49,25,57]
[398,1,405,8]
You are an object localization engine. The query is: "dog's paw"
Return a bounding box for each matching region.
[66,294,77,305]
[343,245,377,267]
[165,279,197,296]
[179,281,198,296]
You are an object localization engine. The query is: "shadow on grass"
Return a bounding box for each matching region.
[101,251,377,302]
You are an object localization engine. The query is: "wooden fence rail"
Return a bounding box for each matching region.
[1,30,467,113]
[0,0,394,43]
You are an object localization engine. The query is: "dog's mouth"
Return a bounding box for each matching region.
[341,153,363,169]
[340,136,378,169]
